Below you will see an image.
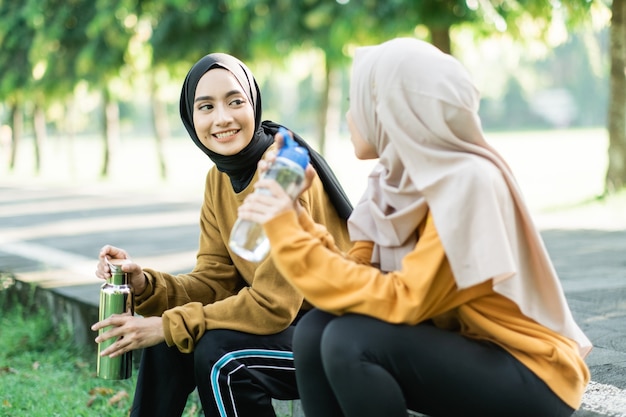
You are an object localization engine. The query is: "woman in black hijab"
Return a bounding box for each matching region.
[180,53,353,213]
[92,53,352,417]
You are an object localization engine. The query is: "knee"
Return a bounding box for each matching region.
[193,329,234,376]
[320,315,364,369]
[294,310,328,351]
[293,310,335,366]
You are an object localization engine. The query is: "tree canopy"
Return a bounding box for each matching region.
[1,0,622,192]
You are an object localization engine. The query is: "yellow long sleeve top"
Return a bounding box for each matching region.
[263,209,590,410]
[133,147,351,353]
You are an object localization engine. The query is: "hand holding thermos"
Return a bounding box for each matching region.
[92,245,164,379]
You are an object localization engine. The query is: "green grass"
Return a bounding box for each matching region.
[0,276,202,417]
[0,293,135,416]
[0,278,300,417]
[0,290,295,417]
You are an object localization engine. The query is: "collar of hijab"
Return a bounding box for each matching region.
[179,53,353,219]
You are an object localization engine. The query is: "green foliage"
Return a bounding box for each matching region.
[405,0,477,28]
[0,0,613,161]
[0,1,36,101]
[142,0,258,67]
[0,0,603,106]
[0,300,205,416]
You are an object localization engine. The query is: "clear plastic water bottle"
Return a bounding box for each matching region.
[229,127,310,262]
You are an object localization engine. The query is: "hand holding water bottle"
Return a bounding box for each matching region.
[253,129,318,215]
[230,128,316,261]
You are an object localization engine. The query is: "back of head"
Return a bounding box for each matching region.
[349,37,484,156]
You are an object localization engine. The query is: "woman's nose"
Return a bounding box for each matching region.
[214,103,233,124]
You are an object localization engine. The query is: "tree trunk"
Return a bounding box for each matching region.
[429,25,452,54]
[9,102,23,171]
[150,80,169,180]
[100,89,120,178]
[324,65,342,157]
[316,57,331,157]
[65,98,77,178]
[33,104,47,175]
[605,0,626,193]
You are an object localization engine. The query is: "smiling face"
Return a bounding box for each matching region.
[192,68,256,156]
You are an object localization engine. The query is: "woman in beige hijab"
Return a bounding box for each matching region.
[238,38,591,417]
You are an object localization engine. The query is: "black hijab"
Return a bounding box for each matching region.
[179,53,352,220]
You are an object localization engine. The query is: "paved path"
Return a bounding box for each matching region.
[1,182,625,416]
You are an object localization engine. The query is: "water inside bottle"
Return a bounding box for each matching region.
[229,219,271,262]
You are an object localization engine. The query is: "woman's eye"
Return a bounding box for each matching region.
[230,98,245,106]
[198,103,213,111]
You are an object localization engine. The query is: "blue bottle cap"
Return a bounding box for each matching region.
[277,127,309,170]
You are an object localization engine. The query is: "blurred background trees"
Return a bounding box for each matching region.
[0,0,623,194]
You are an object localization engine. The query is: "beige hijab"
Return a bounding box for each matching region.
[347,38,591,357]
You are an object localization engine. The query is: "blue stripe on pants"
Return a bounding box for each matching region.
[210,349,294,417]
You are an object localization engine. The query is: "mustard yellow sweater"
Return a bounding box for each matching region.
[134,149,351,353]
[264,209,590,410]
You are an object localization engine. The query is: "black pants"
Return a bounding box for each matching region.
[130,326,299,417]
[293,309,576,417]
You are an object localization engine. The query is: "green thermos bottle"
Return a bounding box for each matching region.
[96,259,134,379]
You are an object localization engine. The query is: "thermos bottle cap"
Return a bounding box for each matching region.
[105,257,130,285]
[277,127,309,170]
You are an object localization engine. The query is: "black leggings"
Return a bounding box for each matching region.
[130,326,299,417]
[293,309,575,417]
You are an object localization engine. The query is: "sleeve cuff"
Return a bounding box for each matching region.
[161,303,205,353]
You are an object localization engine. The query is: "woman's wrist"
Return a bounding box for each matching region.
[133,273,149,296]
